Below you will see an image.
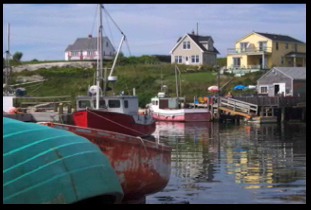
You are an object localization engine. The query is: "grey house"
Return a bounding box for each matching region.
[65,36,115,61]
[257,67,306,97]
[170,32,219,66]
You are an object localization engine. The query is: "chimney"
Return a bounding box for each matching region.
[88,34,92,38]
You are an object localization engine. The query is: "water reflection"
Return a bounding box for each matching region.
[147,122,306,204]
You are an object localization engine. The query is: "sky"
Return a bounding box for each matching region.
[3,4,306,61]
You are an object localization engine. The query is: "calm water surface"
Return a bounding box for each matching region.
[146,121,306,204]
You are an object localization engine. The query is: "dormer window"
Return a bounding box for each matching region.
[183,41,190,49]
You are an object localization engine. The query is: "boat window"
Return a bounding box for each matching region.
[108,100,120,108]
[79,100,91,108]
[93,100,107,109]
[124,100,128,108]
[152,100,158,105]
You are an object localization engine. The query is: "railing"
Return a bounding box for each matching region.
[219,97,258,115]
[227,47,272,55]
[234,96,306,107]
[14,95,72,111]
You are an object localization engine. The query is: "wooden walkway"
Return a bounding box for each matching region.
[217,97,258,119]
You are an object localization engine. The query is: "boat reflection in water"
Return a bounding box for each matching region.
[147,122,306,204]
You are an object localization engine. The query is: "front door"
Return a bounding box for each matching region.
[273,83,286,96]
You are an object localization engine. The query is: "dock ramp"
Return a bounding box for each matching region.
[218,97,258,119]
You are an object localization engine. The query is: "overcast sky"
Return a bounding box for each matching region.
[3,4,306,61]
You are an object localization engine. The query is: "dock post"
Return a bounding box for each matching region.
[281,107,285,122]
[59,103,63,115]
[301,108,305,121]
[67,104,72,114]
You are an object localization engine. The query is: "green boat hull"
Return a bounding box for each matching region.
[3,117,123,204]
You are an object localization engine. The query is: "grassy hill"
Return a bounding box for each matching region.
[10,63,264,108]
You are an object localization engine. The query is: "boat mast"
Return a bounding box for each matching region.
[96,4,104,109]
[4,23,12,96]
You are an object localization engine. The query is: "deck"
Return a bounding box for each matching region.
[214,96,306,123]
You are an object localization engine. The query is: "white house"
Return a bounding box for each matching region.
[170,32,219,66]
[64,36,116,61]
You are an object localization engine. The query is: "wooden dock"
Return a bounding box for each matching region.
[213,96,306,123]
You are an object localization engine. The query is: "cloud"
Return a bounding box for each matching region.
[3,4,306,61]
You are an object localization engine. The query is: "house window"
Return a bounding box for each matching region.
[240,42,248,52]
[260,86,268,94]
[260,86,267,94]
[175,56,178,63]
[183,41,190,49]
[175,56,182,63]
[191,55,199,63]
[276,42,279,50]
[233,57,241,67]
[259,41,267,51]
[87,51,94,56]
[285,43,289,49]
[72,51,79,56]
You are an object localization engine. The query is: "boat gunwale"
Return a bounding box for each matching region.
[38,122,172,152]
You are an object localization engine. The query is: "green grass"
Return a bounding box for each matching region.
[11,63,264,108]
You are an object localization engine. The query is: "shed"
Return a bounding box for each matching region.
[257,67,306,97]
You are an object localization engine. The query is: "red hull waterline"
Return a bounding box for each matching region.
[39,122,172,203]
[72,110,156,137]
[152,111,212,122]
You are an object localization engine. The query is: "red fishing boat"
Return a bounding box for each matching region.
[38,121,172,204]
[72,4,155,137]
[73,95,156,137]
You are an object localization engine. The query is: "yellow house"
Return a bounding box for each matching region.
[227,32,306,72]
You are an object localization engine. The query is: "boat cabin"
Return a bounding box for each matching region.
[76,95,139,115]
[150,96,186,109]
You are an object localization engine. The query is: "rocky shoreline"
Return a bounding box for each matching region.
[11,61,95,72]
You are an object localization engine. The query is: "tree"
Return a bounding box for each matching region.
[13,52,23,63]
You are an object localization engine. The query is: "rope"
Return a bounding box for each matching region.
[87,109,149,136]
[136,136,159,173]
[101,5,124,35]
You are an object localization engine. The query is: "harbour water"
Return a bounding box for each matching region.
[146,121,306,204]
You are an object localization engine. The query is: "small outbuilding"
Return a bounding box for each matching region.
[257,67,306,97]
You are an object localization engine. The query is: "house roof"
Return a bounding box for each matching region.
[170,33,219,54]
[255,32,305,44]
[65,37,111,52]
[274,67,306,80]
[187,34,220,54]
[285,52,306,58]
